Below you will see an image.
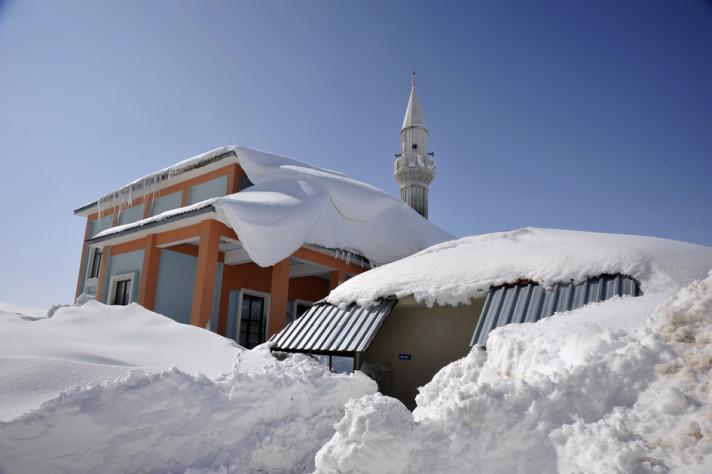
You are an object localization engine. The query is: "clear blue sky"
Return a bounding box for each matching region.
[1,0,711,308]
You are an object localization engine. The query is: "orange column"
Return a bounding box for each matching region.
[96,245,112,304]
[226,164,244,194]
[190,220,221,328]
[329,270,347,290]
[138,234,161,310]
[268,258,291,337]
[75,217,93,299]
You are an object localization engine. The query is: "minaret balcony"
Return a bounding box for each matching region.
[394,154,436,173]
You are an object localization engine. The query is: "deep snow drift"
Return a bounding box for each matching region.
[0,300,239,421]
[315,230,712,473]
[94,146,453,267]
[0,302,376,473]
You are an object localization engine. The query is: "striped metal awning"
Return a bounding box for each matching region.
[471,274,641,347]
[270,299,395,354]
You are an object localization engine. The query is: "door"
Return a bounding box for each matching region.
[239,294,266,349]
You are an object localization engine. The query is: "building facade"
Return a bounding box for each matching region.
[75,148,373,347]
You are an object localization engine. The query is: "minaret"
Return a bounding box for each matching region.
[394,73,436,219]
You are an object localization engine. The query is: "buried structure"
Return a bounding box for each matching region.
[270,227,710,408]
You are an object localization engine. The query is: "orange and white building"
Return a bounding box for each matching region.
[74,146,450,348]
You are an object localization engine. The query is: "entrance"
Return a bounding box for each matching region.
[239,293,266,349]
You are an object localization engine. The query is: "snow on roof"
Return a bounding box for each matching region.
[326,227,712,307]
[92,146,453,267]
[75,146,237,213]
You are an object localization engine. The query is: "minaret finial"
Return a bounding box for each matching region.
[412,71,416,87]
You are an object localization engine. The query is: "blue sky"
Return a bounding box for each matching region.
[1,0,711,308]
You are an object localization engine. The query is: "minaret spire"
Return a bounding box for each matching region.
[394,73,436,219]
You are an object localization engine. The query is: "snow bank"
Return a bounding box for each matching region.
[0,301,377,473]
[314,270,712,473]
[0,300,239,421]
[94,146,453,267]
[327,227,712,307]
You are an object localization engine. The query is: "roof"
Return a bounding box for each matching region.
[471,274,641,346]
[327,228,712,308]
[402,84,426,130]
[270,299,395,354]
[87,146,453,267]
[74,146,238,216]
[270,273,643,355]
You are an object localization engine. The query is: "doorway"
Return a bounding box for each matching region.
[239,293,267,349]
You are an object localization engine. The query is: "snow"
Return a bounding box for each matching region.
[0,300,239,421]
[4,228,712,472]
[214,147,452,267]
[313,231,712,473]
[91,146,453,267]
[327,227,712,307]
[0,300,376,473]
[0,301,47,318]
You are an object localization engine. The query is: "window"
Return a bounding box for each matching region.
[312,354,355,374]
[239,293,266,349]
[289,299,313,323]
[412,143,418,149]
[108,273,136,306]
[113,279,130,305]
[88,248,102,279]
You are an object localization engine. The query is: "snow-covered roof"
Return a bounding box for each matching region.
[326,227,712,307]
[74,146,238,214]
[91,146,453,267]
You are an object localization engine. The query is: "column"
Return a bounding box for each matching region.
[138,234,161,310]
[190,220,220,328]
[329,270,347,290]
[96,245,112,303]
[74,217,93,299]
[225,164,244,194]
[268,258,290,337]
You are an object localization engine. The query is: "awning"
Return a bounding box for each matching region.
[270,299,395,354]
[470,274,641,346]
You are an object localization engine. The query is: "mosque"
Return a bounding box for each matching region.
[73,76,447,348]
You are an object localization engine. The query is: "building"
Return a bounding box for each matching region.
[74,146,451,348]
[394,73,436,218]
[269,228,709,409]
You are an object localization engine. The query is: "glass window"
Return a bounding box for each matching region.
[295,302,312,318]
[331,356,355,374]
[88,248,102,279]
